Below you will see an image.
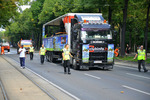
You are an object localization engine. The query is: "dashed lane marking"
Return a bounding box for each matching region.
[122,85,150,96]
[84,73,101,80]
[126,73,150,80]
[26,68,80,100]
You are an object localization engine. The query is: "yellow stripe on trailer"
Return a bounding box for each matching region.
[23,45,30,48]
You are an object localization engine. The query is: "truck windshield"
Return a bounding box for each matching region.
[81,30,112,40]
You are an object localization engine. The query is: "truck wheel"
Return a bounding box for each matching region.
[50,52,55,63]
[49,53,52,62]
[46,54,49,62]
[73,58,79,70]
[8,49,10,52]
[111,64,114,69]
[48,53,51,62]
[102,67,105,70]
[52,58,56,63]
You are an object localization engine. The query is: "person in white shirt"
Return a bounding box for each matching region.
[19,45,26,68]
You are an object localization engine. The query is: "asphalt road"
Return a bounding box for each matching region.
[3,48,150,100]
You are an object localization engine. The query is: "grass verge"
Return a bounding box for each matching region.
[115,56,150,64]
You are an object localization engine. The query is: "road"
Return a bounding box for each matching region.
[2,47,150,100]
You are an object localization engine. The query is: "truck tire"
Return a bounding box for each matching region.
[49,53,52,62]
[111,64,114,69]
[50,52,56,63]
[73,58,79,70]
[46,53,49,62]
[8,49,10,52]
[48,53,51,62]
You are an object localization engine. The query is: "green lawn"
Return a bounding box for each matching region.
[115,56,150,64]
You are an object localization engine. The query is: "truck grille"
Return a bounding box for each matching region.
[89,52,107,62]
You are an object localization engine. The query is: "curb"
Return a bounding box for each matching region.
[115,61,150,70]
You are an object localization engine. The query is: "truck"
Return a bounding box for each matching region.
[42,13,116,70]
[17,39,32,54]
[1,42,10,52]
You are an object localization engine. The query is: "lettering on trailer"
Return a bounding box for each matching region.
[81,16,101,20]
[91,41,105,43]
[89,45,105,52]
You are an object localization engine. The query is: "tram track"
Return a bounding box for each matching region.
[0,78,8,100]
[1,56,57,100]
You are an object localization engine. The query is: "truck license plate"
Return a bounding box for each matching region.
[94,61,102,63]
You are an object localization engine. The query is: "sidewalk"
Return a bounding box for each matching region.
[0,84,4,100]
[115,59,150,70]
[0,55,75,100]
[0,56,53,100]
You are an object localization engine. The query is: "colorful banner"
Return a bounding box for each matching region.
[53,35,68,51]
[43,35,68,51]
[107,44,114,63]
[42,27,45,37]
[82,44,89,63]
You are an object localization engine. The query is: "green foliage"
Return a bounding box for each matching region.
[3,0,150,51]
[0,31,5,42]
[0,0,18,27]
[115,56,150,64]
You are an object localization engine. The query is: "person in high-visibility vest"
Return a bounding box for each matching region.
[39,44,46,64]
[1,46,5,55]
[114,48,119,57]
[134,45,148,72]
[62,44,73,74]
[29,44,34,60]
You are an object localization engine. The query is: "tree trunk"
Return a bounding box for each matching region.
[99,8,101,13]
[145,3,150,56]
[120,0,129,57]
[108,6,112,24]
[129,30,132,52]
[119,26,122,55]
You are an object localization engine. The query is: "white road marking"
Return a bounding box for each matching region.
[84,73,101,80]
[126,73,150,80]
[7,57,80,100]
[115,65,137,70]
[26,68,80,100]
[122,85,150,96]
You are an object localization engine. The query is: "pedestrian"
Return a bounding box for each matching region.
[134,45,148,72]
[29,44,34,60]
[62,44,73,74]
[126,44,131,56]
[39,44,46,64]
[18,45,26,69]
[1,46,5,55]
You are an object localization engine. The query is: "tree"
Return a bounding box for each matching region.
[120,0,129,57]
[3,0,150,52]
[30,0,45,49]
[144,3,150,56]
[0,0,18,27]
